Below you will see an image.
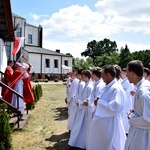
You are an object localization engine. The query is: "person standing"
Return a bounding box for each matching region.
[3,62,34,115]
[87,65,126,150]
[66,70,79,131]
[124,60,150,150]
[121,68,136,135]
[1,59,14,96]
[68,69,93,149]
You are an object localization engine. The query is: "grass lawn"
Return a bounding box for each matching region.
[12,84,69,150]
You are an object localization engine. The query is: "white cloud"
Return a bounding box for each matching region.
[41,5,106,38]
[29,1,150,58]
[95,0,150,33]
[29,13,48,20]
[117,40,150,52]
[43,39,87,58]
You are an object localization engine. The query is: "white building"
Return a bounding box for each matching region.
[3,13,73,80]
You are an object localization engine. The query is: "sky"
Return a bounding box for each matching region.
[11,0,150,58]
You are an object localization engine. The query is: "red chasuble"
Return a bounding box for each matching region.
[3,70,34,104]
[1,67,13,96]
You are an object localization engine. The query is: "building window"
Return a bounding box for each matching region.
[5,42,11,59]
[45,59,50,68]
[28,34,32,43]
[16,28,22,37]
[54,59,58,68]
[64,60,68,66]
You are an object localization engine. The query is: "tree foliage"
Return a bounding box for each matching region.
[81,38,118,66]
[119,45,133,68]
[96,52,119,67]
[72,38,150,69]
[73,57,94,69]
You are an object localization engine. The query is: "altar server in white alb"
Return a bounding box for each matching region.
[68,70,93,149]
[87,65,126,150]
[86,67,105,147]
[73,68,85,109]
[124,60,150,150]
[121,68,136,134]
[66,69,79,131]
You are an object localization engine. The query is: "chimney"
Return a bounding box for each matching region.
[56,49,60,53]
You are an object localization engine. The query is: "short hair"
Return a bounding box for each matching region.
[81,69,92,79]
[102,65,116,78]
[114,64,122,79]
[92,67,102,78]
[144,67,150,76]
[7,59,13,65]
[77,69,84,75]
[127,60,144,77]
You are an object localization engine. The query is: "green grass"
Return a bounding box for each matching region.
[12,84,69,150]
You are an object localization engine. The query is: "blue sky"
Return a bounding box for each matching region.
[11,0,150,58]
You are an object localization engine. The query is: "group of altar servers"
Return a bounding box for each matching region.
[64,60,150,150]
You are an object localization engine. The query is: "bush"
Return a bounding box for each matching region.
[62,78,67,82]
[26,84,43,110]
[0,104,12,150]
[34,79,48,82]
[54,78,59,82]
[33,84,43,102]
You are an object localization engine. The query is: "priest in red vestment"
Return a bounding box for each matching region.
[1,59,14,96]
[3,62,34,114]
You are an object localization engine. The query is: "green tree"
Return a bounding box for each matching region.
[132,50,150,68]
[73,57,94,69]
[81,38,118,66]
[81,40,97,58]
[119,45,133,68]
[96,51,119,67]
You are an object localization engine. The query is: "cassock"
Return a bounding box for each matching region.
[124,79,150,150]
[87,79,126,150]
[67,77,79,130]
[68,81,93,149]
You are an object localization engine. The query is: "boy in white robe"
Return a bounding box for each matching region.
[87,65,126,150]
[66,70,79,131]
[86,67,105,148]
[68,70,93,149]
[73,69,85,106]
[121,68,136,134]
[125,60,150,150]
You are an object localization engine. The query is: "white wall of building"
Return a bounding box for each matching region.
[27,53,72,75]
[25,25,39,46]
[28,53,41,73]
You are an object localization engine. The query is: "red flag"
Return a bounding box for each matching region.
[12,37,24,55]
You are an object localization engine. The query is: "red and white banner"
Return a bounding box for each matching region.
[12,37,25,55]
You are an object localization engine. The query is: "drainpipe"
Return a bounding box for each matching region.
[41,54,42,76]
[61,56,62,80]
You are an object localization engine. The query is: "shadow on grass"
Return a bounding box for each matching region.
[45,132,86,150]
[52,107,68,121]
[45,132,69,150]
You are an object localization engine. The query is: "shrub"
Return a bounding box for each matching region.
[54,78,59,82]
[34,79,48,82]
[33,84,43,102]
[62,78,67,82]
[0,104,12,150]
